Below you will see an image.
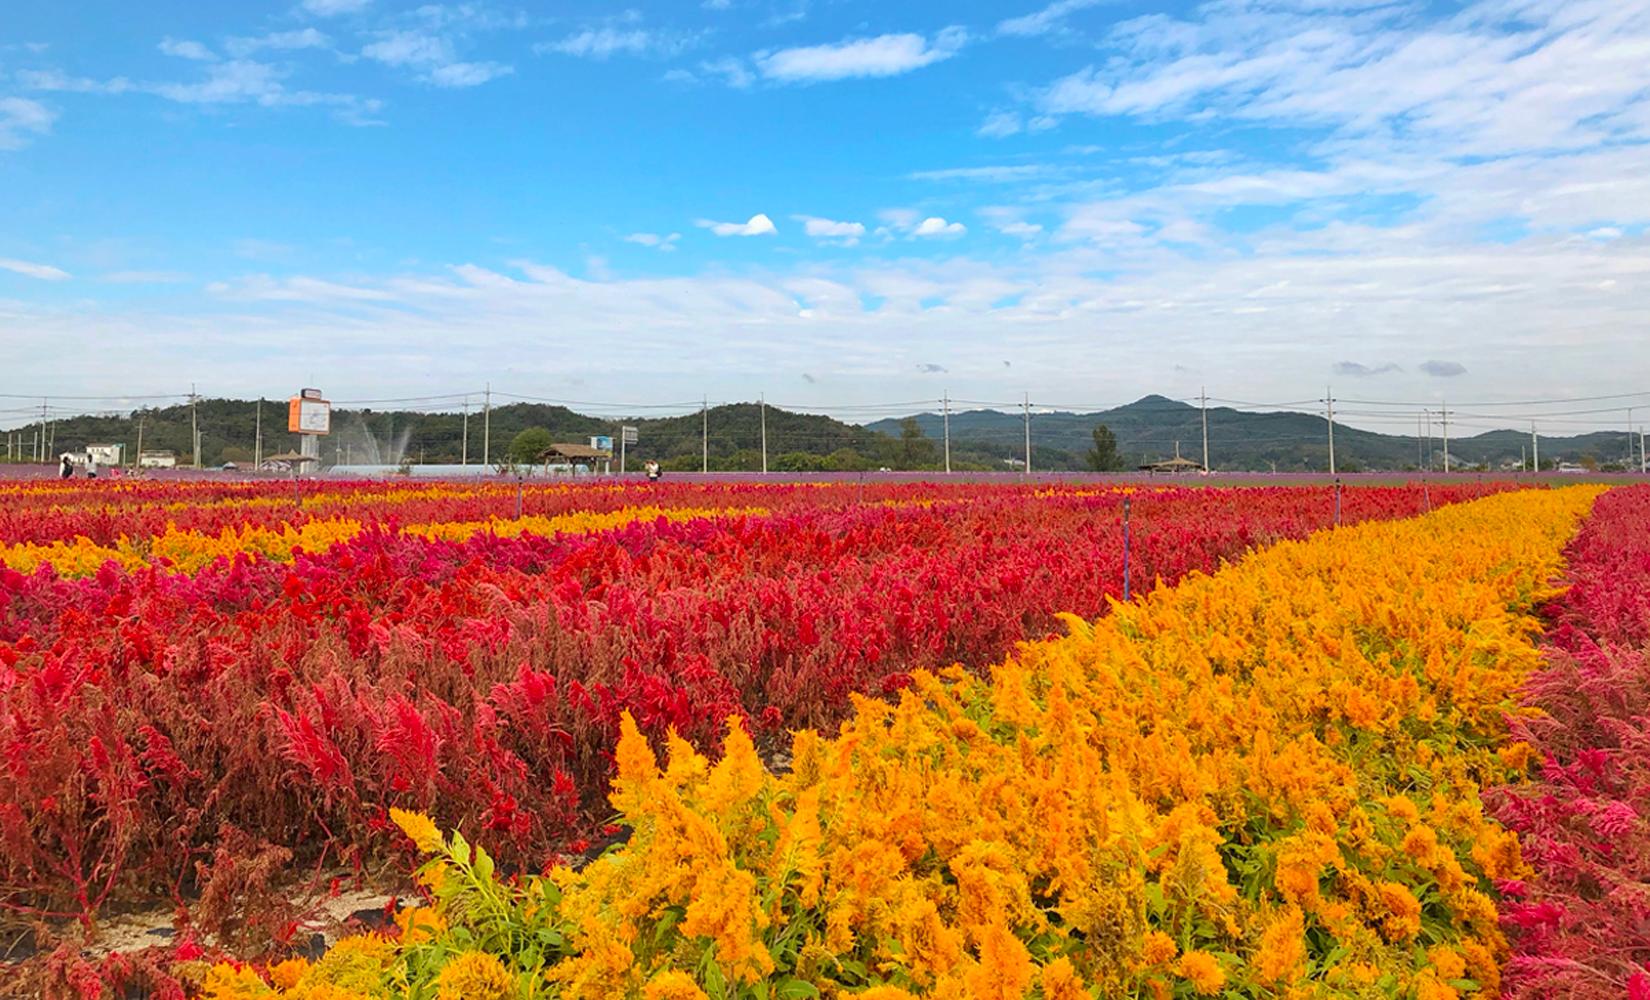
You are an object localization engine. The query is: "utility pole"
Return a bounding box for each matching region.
[1022,392,1032,476]
[1641,426,1647,474]
[942,390,951,474]
[1200,386,1209,472]
[1441,401,1450,472]
[482,383,491,469]
[1322,387,1336,476]
[1630,407,1637,469]
[1425,409,1433,470]
[253,400,262,469]
[135,414,145,471]
[760,393,768,475]
[701,395,708,474]
[1417,412,1424,469]
[1531,421,1539,473]
[1521,444,1526,472]
[462,398,469,467]
[39,398,47,462]
[190,384,200,469]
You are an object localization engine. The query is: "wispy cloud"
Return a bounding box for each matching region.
[361,30,513,88]
[1333,361,1401,377]
[0,97,56,149]
[697,213,778,237]
[997,0,1112,38]
[0,257,71,280]
[1420,360,1467,377]
[225,29,331,58]
[540,26,699,60]
[908,165,1052,183]
[158,37,216,61]
[755,27,967,84]
[101,270,190,284]
[624,232,682,251]
[301,0,371,16]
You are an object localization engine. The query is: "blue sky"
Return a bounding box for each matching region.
[2,0,1648,432]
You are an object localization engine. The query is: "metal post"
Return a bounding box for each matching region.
[515,474,523,519]
[701,395,708,474]
[253,400,262,470]
[1334,478,1342,526]
[462,398,469,467]
[1324,387,1335,476]
[1200,386,1209,472]
[942,390,951,474]
[1441,401,1450,472]
[1532,421,1539,473]
[191,384,200,468]
[760,393,767,474]
[619,429,626,476]
[1122,497,1132,602]
[1417,412,1424,470]
[135,414,145,472]
[1022,392,1031,476]
[482,383,491,469]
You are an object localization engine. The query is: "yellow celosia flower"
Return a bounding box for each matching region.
[434,951,514,1000]
[1140,930,1177,967]
[199,964,273,1000]
[1255,907,1306,985]
[389,808,444,854]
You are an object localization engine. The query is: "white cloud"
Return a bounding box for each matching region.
[0,257,71,280]
[225,29,331,58]
[362,31,513,87]
[428,62,514,87]
[158,38,216,61]
[1034,0,1650,160]
[795,215,866,245]
[0,97,55,149]
[625,232,682,251]
[998,0,1113,38]
[755,27,967,84]
[913,217,967,238]
[697,213,778,236]
[541,27,697,60]
[302,0,371,15]
[362,31,452,67]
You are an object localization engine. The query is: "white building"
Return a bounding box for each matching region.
[86,443,124,466]
[138,450,178,468]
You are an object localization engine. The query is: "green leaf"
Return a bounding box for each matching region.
[775,978,821,999]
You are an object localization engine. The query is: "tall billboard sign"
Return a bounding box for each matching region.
[287,388,330,467]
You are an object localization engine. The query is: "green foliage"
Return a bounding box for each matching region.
[1086,424,1123,472]
[508,427,554,464]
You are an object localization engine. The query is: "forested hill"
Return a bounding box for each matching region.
[3,394,1633,471]
[868,395,1633,471]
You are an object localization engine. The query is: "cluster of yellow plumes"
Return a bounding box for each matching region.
[204,486,1601,999]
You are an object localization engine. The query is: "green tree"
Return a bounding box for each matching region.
[898,417,937,468]
[1086,424,1123,472]
[507,427,553,464]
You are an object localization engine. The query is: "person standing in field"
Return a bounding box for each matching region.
[86,456,98,479]
[646,460,661,482]
[60,454,74,479]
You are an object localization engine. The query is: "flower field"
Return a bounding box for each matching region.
[1487,484,1650,996]
[186,484,1609,999]
[7,477,1643,998]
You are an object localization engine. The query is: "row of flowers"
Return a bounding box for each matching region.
[1486,484,1650,996]
[0,484,1506,937]
[188,486,1605,999]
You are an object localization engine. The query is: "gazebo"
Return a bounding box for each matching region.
[1138,442,1206,474]
[537,443,613,475]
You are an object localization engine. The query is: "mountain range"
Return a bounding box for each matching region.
[2,395,1638,472]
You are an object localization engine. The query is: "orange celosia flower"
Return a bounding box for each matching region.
[1177,951,1226,996]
